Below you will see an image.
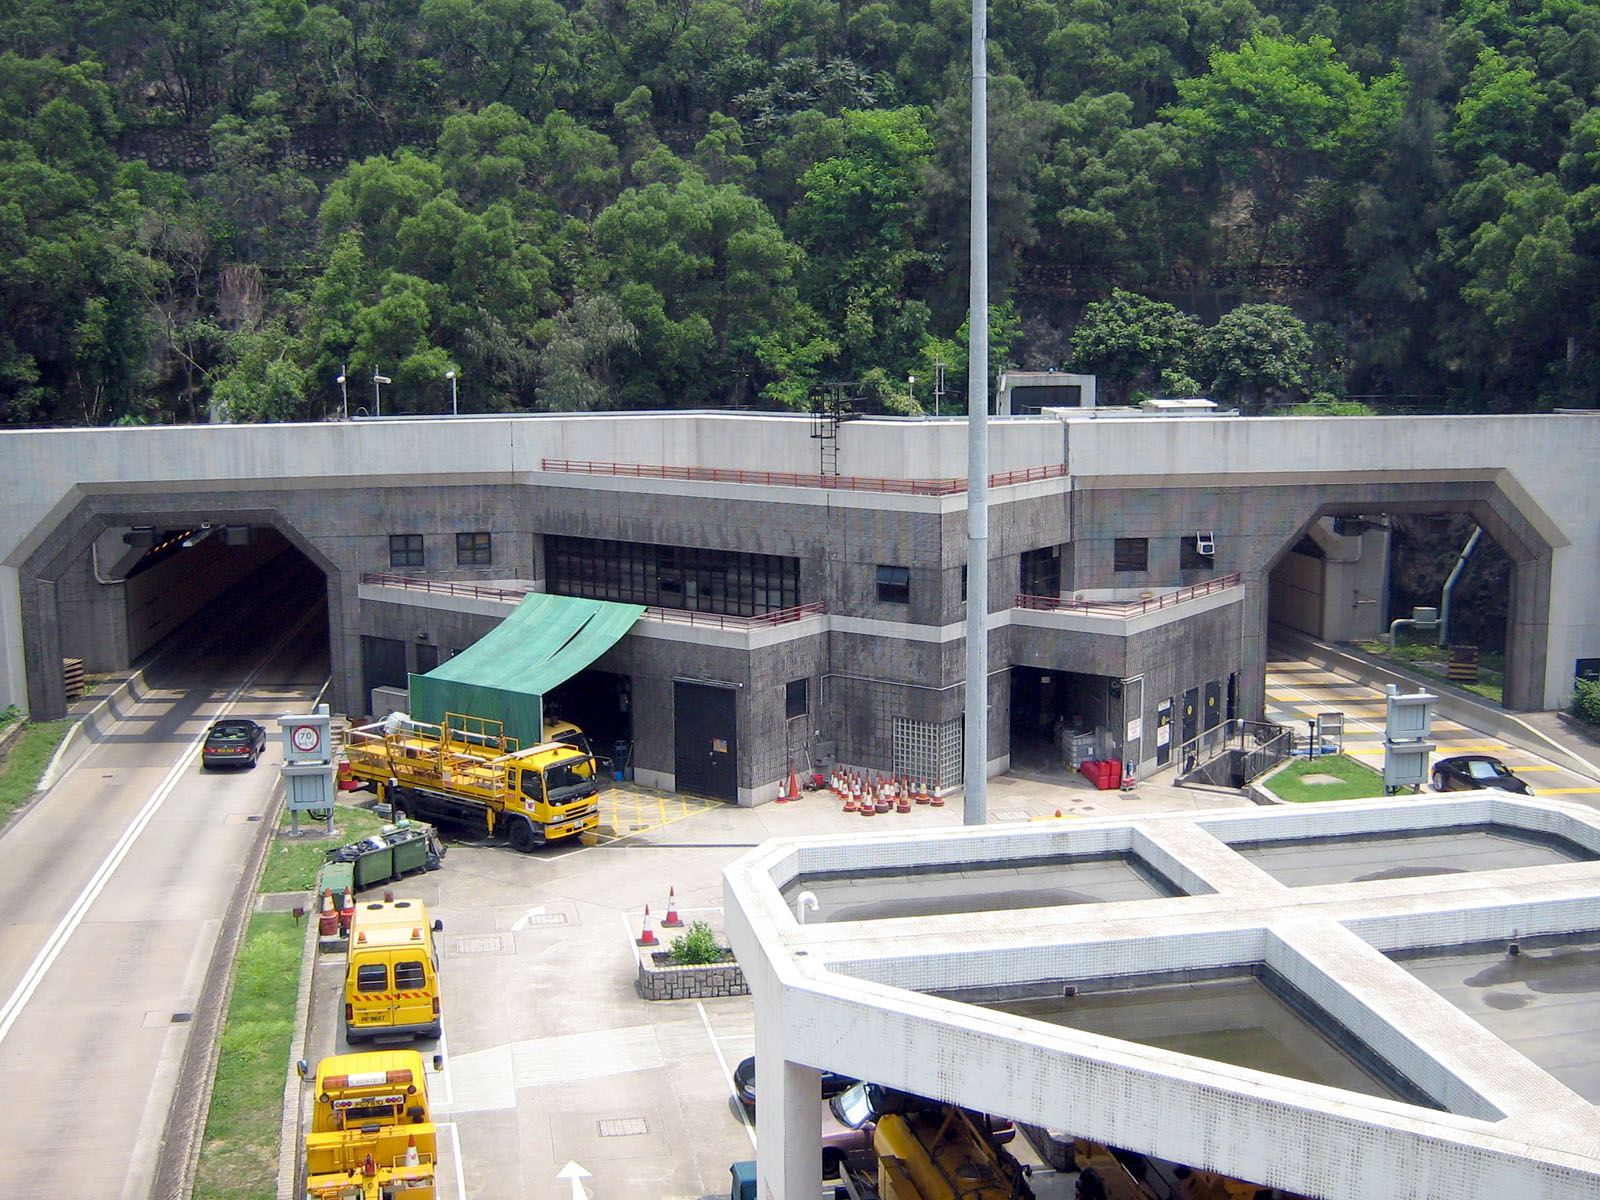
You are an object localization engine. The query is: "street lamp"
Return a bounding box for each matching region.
[335,367,348,420]
[908,374,916,411]
[372,370,391,417]
[445,369,458,416]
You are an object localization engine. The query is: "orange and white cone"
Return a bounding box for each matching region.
[339,887,355,937]
[405,1133,420,1167]
[318,888,337,937]
[929,780,944,807]
[662,886,683,927]
[637,905,657,946]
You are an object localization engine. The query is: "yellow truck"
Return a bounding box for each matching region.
[300,1049,437,1200]
[344,712,601,852]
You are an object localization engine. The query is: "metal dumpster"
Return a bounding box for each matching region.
[319,860,354,902]
[325,820,444,891]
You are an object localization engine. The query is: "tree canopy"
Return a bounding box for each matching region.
[3,2,1600,425]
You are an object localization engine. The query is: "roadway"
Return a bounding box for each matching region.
[1263,645,1600,804]
[0,559,327,1199]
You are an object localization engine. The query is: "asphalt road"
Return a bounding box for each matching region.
[0,561,327,1200]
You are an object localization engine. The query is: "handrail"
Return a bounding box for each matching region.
[540,458,1066,494]
[1016,573,1241,616]
[360,573,824,627]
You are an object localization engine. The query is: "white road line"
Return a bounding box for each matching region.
[438,1121,468,1200]
[434,1026,453,1106]
[0,614,311,1047]
[698,999,757,1152]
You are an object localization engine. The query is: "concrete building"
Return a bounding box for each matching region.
[723,793,1600,1199]
[1,411,1595,803]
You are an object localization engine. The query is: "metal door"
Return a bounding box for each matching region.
[674,681,738,802]
[1155,698,1173,767]
[361,635,407,701]
[1182,687,1199,745]
[1204,679,1223,730]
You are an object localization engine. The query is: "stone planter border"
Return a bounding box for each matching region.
[636,950,748,1001]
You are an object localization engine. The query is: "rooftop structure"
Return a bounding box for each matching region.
[724,793,1600,1199]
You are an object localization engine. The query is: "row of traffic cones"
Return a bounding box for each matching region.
[637,885,685,946]
[830,769,942,815]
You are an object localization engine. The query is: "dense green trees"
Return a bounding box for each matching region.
[4,1,1600,425]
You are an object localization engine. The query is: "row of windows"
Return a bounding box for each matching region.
[548,535,800,616]
[389,532,493,568]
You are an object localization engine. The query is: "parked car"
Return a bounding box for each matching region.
[1430,754,1531,794]
[202,718,267,769]
[732,1055,856,1119]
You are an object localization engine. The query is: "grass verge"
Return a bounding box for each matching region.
[1267,754,1386,803]
[192,913,303,1200]
[259,797,391,894]
[1355,630,1504,704]
[0,719,73,831]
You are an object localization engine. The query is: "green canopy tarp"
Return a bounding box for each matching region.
[408,594,643,748]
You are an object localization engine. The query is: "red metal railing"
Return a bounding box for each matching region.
[360,573,825,628]
[541,459,1067,494]
[1016,573,1241,616]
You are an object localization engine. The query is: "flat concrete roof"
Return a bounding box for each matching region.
[725,793,1600,1199]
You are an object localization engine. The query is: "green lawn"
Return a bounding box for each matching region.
[258,797,391,894]
[1267,753,1386,803]
[1356,630,1504,704]
[192,914,303,1200]
[0,719,73,831]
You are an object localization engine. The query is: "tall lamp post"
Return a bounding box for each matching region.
[964,0,989,826]
[446,369,458,416]
[335,367,348,420]
[372,370,391,417]
[908,374,916,411]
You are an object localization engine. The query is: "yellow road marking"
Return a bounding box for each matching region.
[1533,787,1600,795]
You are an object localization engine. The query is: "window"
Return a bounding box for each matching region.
[389,534,424,568]
[786,678,808,720]
[356,963,388,992]
[1020,546,1061,598]
[876,565,910,604]
[393,960,426,990]
[1179,536,1211,571]
[456,531,492,565]
[545,535,799,616]
[1113,537,1148,572]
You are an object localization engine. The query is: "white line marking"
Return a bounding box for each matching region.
[0,619,304,1048]
[699,999,756,1152]
[510,906,547,931]
[439,1121,468,1200]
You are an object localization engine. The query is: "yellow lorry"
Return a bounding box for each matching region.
[344,712,601,852]
[300,1049,437,1200]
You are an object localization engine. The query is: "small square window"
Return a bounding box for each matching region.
[786,678,808,719]
[457,531,492,566]
[876,564,910,604]
[1113,537,1148,572]
[389,534,424,569]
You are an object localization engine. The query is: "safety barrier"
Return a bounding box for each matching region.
[1177,718,1294,788]
[541,458,1067,495]
[1017,573,1241,617]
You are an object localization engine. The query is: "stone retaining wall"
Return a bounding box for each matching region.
[636,954,748,1001]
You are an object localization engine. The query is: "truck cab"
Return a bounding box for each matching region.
[302,1049,437,1199]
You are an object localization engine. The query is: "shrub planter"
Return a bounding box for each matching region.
[636,949,748,1001]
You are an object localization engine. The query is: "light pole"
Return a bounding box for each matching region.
[908,374,916,411]
[336,367,348,420]
[446,369,457,416]
[372,370,391,417]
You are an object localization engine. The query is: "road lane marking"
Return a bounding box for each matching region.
[0,614,310,1048]
[699,999,757,1153]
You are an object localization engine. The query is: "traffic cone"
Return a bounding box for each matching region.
[875,775,891,814]
[339,887,355,937]
[929,782,944,807]
[637,905,657,946]
[915,777,930,805]
[896,775,911,813]
[786,766,801,802]
[405,1133,420,1167]
[318,888,337,937]
[842,782,858,813]
[774,774,789,803]
[662,886,683,928]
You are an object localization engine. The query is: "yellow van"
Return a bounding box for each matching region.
[344,899,444,1043]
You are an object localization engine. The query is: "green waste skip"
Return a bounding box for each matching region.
[325,820,446,891]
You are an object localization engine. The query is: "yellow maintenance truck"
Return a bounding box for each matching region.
[299,1049,437,1200]
[344,712,601,852]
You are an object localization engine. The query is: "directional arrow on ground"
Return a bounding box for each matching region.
[556,1160,592,1199]
[511,906,547,931]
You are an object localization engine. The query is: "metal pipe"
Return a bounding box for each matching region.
[963,0,989,827]
[1439,526,1481,646]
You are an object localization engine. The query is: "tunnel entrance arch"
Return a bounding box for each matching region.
[16,496,347,720]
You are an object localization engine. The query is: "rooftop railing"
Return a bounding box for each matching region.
[1016,573,1241,616]
[541,458,1066,495]
[360,573,824,627]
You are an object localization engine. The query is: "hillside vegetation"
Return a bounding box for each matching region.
[4,1,1599,424]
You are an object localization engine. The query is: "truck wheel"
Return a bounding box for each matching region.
[390,788,410,820]
[507,817,539,853]
[1076,1170,1106,1200]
